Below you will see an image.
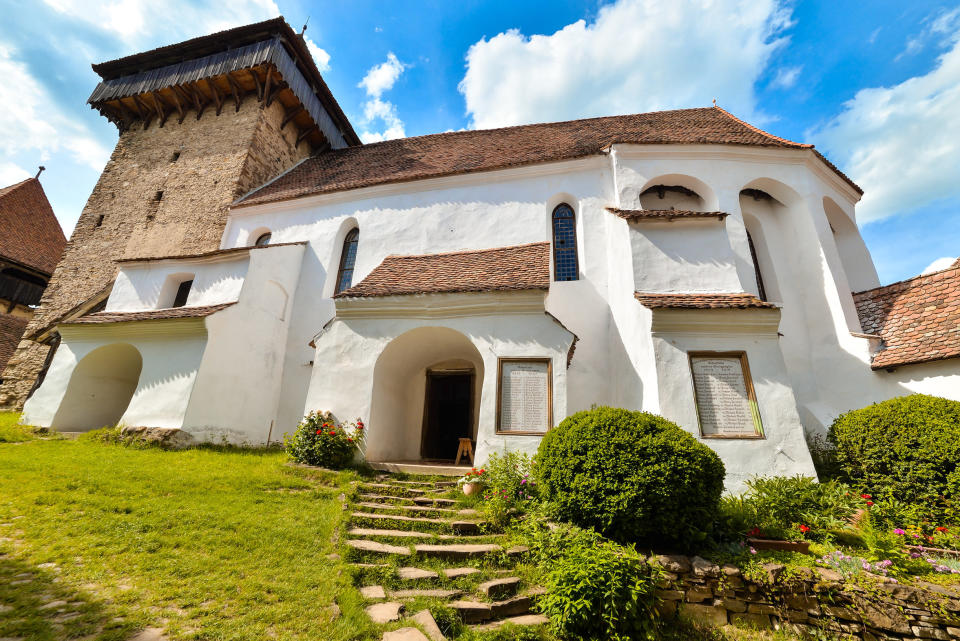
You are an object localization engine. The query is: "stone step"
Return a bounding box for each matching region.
[346,539,411,556]
[356,502,456,515]
[351,512,483,535]
[358,483,425,497]
[360,585,386,600]
[390,588,462,600]
[366,601,404,624]
[358,493,416,505]
[478,577,521,600]
[443,567,480,579]
[472,614,550,631]
[347,527,503,541]
[382,628,430,641]
[410,610,445,641]
[450,594,538,623]
[397,567,439,580]
[414,543,502,560]
[412,496,457,507]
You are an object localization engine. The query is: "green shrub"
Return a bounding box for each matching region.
[719,476,862,541]
[284,411,364,469]
[829,394,960,518]
[478,450,537,527]
[523,520,660,641]
[535,407,725,548]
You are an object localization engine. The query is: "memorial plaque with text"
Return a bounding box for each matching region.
[497,359,551,434]
[690,353,763,437]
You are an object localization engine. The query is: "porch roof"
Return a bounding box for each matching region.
[63,302,236,325]
[634,292,776,309]
[335,242,550,299]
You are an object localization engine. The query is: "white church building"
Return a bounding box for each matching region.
[22,20,960,487]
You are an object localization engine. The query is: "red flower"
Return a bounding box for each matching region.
[316,430,322,435]
[356,424,364,430]
[747,527,761,537]
[866,501,874,507]
[329,431,335,436]
[861,493,872,500]
[799,524,810,533]
[936,526,949,532]
[347,438,353,443]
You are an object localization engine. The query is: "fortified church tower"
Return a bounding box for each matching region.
[0,18,360,408]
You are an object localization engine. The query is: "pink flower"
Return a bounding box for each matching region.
[893,528,906,535]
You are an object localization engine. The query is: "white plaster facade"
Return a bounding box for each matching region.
[22,141,960,490]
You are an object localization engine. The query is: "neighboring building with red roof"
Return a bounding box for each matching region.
[0,176,66,380]
[16,18,959,490]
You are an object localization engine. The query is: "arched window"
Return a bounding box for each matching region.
[746,231,767,302]
[551,204,579,281]
[255,232,272,246]
[335,228,359,294]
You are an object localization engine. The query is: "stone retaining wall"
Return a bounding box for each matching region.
[652,554,960,640]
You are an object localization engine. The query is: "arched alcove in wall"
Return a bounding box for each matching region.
[822,196,878,292]
[737,178,804,303]
[51,343,143,431]
[368,327,484,462]
[638,174,719,211]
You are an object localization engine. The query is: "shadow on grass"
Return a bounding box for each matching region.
[0,551,139,641]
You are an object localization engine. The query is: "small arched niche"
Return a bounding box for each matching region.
[638,174,718,211]
[51,343,143,431]
[247,227,273,247]
[822,196,878,291]
[157,272,195,309]
[739,188,785,303]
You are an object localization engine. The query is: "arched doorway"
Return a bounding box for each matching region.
[51,343,143,431]
[368,327,484,462]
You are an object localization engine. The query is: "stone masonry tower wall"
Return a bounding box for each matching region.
[0,18,361,410]
[0,98,310,409]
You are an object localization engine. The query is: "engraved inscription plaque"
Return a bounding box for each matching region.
[690,353,763,437]
[497,359,551,434]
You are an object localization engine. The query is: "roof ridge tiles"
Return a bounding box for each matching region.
[712,105,812,149]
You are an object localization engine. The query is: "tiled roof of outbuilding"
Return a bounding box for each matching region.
[607,208,728,221]
[634,292,777,309]
[0,314,29,374]
[854,263,960,370]
[0,178,66,275]
[335,243,550,299]
[65,302,236,325]
[238,106,861,207]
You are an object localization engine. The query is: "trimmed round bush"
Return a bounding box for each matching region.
[828,394,960,508]
[536,407,725,547]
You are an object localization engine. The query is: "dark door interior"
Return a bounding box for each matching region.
[421,372,473,461]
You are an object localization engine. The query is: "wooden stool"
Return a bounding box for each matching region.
[455,438,474,465]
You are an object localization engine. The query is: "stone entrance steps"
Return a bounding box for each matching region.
[343,473,548,638]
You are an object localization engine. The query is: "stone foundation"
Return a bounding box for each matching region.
[120,426,195,450]
[652,554,960,640]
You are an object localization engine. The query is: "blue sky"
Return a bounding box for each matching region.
[1,0,958,284]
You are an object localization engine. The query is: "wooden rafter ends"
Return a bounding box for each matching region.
[205,78,222,116]
[167,88,185,123]
[188,84,207,120]
[225,72,242,112]
[248,68,263,100]
[150,92,171,127]
[297,125,318,146]
[132,94,153,129]
[281,105,304,130]
[262,67,273,107]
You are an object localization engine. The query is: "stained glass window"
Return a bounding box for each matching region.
[552,204,579,281]
[335,228,360,294]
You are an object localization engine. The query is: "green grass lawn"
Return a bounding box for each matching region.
[0,432,374,641]
[0,412,36,443]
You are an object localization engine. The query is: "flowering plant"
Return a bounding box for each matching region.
[817,550,896,580]
[284,411,365,469]
[458,467,485,486]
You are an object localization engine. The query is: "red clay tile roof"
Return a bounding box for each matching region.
[335,243,550,299]
[854,264,960,370]
[238,106,861,207]
[116,241,307,263]
[634,292,777,309]
[64,302,236,325]
[0,178,67,275]
[607,208,728,221]
[0,314,29,374]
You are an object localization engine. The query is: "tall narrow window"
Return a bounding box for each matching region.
[335,228,359,294]
[172,279,193,308]
[551,204,579,281]
[746,231,767,302]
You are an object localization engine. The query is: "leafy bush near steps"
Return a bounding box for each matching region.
[284,411,365,469]
[477,450,538,527]
[521,518,661,641]
[828,394,960,520]
[535,407,725,548]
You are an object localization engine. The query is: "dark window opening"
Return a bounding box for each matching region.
[746,231,767,302]
[551,203,579,281]
[172,280,193,308]
[335,228,360,294]
[255,232,272,247]
[741,188,775,202]
[95,214,105,228]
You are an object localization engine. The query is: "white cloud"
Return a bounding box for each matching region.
[358,53,406,98]
[812,33,960,223]
[771,65,801,89]
[0,44,110,173]
[41,0,281,45]
[305,37,331,72]
[0,162,31,187]
[458,0,792,130]
[357,53,407,143]
[922,256,958,274]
